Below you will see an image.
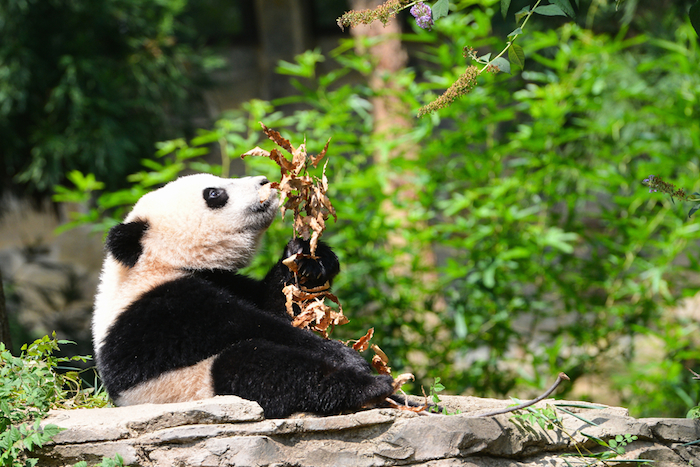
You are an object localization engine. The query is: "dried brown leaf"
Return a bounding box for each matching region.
[299,283,329,293]
[309,138,331,168]
[292,143,307,175]
[351,328,374,352]
[258,182,273,203]
[282,284,298,316]
[371,344,391,375]
[371,344,388,363]
[241,146,271,158]
[314,302,332,332]
[392,373,415,391]
[372,355,392,376]
[261,122,294,154]
[282,254,299,273]
[310,229,321,256]
[322,291,341,307]
[386,396,429,413]
[292,309,317,328]
[332,310,349,326]
[269,148,297,174]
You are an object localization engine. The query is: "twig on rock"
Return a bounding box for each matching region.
[477,372,570,417]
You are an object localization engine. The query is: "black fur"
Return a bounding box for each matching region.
[283,238,340,288]
[203,187,228,209]
[105,220,149,268]
[98,240,394,418]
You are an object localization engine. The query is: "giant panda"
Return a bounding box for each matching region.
[92,173,396,418]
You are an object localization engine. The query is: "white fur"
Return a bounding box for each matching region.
[92,174,278,354]
[115,357,216,405]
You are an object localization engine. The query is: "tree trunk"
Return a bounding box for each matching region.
[348,0,439,277]
[254,0,312,100]
[349,0,410,148]
[0,268,11,351]
[349,0,413,263]
[347,1,444,372]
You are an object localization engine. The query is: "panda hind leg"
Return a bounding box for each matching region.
[211,339,395,418]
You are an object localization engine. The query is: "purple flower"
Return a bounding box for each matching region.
[643,175,657,193]
[410,2,433,30]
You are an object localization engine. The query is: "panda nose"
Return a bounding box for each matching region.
[258,177,270,186]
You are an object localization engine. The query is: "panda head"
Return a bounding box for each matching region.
[106,173,278,272]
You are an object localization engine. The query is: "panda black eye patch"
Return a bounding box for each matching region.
[203,187,229,209]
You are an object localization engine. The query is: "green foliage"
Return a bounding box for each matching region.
[511,403,561,431]
[579,433,640,462]
[0,334,108,467]
[54,4,700,418]
[429,377,446,406]
[432,0,451,20]
[687,404,700,419]
[691,2,700,36]
[52,100,288,235]
[514,404,650,464]
[0,0,212,195]
[73,453,126,467]
[0,421,62,467]
[427,377,463,414]
[408,14,700,417]
[428,377,446,413]
[642,175,700,219]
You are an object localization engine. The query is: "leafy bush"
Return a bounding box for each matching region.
[55,5,700,417]
[0,334,108,467]
[0,0,215,195]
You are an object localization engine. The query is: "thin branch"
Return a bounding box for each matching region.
[476,0,544,75]
[477,372,570,417]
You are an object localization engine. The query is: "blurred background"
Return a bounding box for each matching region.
[1,0,699,417]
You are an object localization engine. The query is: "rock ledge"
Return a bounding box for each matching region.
[38,395,700,466]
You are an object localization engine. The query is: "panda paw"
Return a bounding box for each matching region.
[361,374,396,407]
[319,371,394,414]
[283,238,340,287]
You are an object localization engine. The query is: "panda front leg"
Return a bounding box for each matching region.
[211,338,395,419]
[259,238,340,317]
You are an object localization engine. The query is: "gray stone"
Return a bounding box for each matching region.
[42,395,264,444]
[643,417,700,442]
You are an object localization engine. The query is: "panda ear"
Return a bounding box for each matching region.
[106,220,149,268]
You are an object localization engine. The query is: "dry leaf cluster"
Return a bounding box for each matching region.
[349,328,391,375]
[282,282,348,339]
[242,122,335,256]
[242,122,341,338]
[348,328,414,396]
[242,123,417,408]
